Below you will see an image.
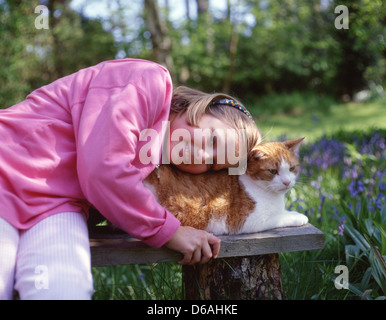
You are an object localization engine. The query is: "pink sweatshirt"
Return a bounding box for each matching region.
[0,58,180,248]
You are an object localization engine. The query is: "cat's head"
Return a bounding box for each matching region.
[246,138,304,193]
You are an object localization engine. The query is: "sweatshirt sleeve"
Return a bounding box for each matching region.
[75,60,180,248]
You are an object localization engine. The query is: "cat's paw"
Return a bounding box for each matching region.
[288,211,309,226]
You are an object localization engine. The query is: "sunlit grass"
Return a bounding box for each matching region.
[254,98,386,142]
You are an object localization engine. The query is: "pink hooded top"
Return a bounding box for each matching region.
[0,58,181,248]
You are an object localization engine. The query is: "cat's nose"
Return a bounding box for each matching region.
[282,180,290,186]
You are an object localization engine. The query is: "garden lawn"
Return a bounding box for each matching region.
[253,98,386,142]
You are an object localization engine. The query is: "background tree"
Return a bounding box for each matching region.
[144,0,174,79]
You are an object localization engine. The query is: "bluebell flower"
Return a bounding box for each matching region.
[318,194,326,212]
[338,224,344,236]
[357,180,365,193]
[338,217,345,236]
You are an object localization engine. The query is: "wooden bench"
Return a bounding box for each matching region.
[89,223,324,300]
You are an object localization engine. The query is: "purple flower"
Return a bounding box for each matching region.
[338,224,345,236]
[338,217,345,236]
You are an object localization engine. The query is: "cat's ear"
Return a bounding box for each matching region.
[283,137,305,152]
[250,149,266,160]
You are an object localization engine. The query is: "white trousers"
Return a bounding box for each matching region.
[0,212,93,300]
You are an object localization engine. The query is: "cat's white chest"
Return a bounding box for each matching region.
[238,174,286,233]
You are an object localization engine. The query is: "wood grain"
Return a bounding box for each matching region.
[90,223,324,267]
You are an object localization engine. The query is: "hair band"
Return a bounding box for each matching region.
[210,98,253,119]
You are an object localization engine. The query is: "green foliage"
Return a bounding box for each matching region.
[339,198,386,298]
[0,1,39,107]
[92,263,182,300]
[1,0,384,108]
[0,0,115,108]
[170,0,384,98]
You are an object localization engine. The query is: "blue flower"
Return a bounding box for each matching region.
[357,180,365,193]
[318,195,326,212]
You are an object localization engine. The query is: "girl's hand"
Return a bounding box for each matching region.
[165,226,221,265]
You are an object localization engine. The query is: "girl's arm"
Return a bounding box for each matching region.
[75,60,180,248]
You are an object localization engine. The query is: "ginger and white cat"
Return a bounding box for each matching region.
[144,138,308,235]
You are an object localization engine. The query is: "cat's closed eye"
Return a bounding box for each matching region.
[268,169,278,175]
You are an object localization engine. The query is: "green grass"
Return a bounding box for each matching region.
[253,98,386,142]
[92,263,182,300]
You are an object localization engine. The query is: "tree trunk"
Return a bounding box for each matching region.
[183,254,283,300]
[195,0,214,53]
[223,23,239,93]
[144,0,175,78]
[196,0,209,14]
[222,0,240,93]
[47,0,67,79]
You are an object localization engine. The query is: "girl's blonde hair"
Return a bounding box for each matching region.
[171,86,262,153]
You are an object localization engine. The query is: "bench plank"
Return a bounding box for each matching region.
[90,223,324,267]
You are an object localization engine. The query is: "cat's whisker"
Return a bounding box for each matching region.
[292,184,307,193]
[296,176,311,182]
[293,181,308,188]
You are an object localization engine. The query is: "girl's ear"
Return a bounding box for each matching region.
[283,137,305,152]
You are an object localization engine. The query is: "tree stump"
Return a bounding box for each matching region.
[182,254,282,300]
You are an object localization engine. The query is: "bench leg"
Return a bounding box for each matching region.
[182,254,282,300]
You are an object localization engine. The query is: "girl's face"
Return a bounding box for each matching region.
[168,113,239,174]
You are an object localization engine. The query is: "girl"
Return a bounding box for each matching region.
[0,58,261,299]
